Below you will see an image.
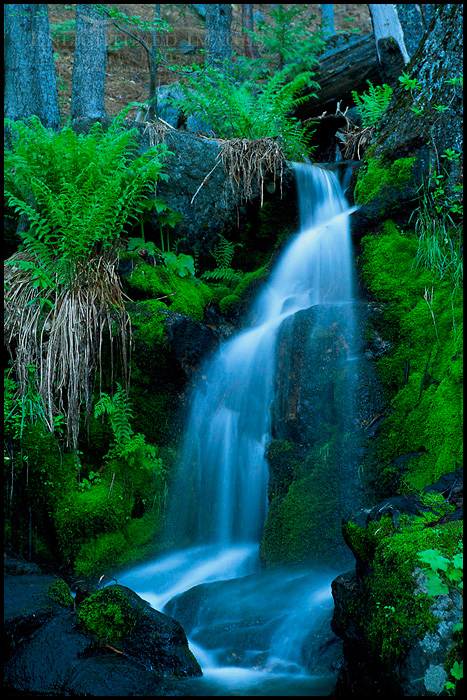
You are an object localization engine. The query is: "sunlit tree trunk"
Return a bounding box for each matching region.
[4,4,60,131]
[321,4,335,37]
[147,4,161,121]
[71,4,107,121]
[368,3,410,85]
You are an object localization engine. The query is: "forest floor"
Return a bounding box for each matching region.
[49,3,372,121]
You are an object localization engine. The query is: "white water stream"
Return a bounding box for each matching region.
[118,164,357,695]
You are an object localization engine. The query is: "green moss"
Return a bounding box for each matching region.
[355,156,416,205]
[78,587,137,642]
[261,457,344,568]
[360,230,463,492]
[219,293,240,315]
[48,579,74,607]
[74,531,128,579]
[342,514,462,664]
[125,263,213,321]
[55,481,130,562]
[128,299,167,344]
[232,264,268,298]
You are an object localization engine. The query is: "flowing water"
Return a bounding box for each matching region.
[118,164,357,695]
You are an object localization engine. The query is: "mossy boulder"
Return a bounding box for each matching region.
[78,585,202,678]
[332,480,463,695]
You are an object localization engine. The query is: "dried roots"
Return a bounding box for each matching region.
[4,250,131,451]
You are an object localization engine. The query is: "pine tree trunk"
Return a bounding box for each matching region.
[205,4,232,71]
[71,4,107,121]
[241,4,259,58]
[4,4,60,131]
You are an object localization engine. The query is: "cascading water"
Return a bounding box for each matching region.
[118,164,358,696]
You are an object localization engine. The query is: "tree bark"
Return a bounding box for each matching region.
[321,4,335,37]
[205,4,232,72]
[396,4,425,57]
[241,4,259,58]
[4,4,60,131]
[71,4,107,121]
[147,4,161,121]
[350,4,463,232]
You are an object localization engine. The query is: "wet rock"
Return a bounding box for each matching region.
[4,562,202,696]
[161,308,219,381]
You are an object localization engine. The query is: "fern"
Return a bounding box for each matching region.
[94,385,163,472]
[351,80,393,128]
[4,113,171,273]
[95,383,133,452]
[212,234,242,269]
[173,65,317,159]
[201,267,243,284]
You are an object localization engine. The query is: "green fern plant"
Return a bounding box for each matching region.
[174,65,318,160]
[351,80,393,127]
[94,384,163,473]
[201,234,244,285]
[4,110,173,451]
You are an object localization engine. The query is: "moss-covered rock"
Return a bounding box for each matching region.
[332,491,463,695]
[359,228,463,495]
[354,155,416,205]
[125,262,212,322]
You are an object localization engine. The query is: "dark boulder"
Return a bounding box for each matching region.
[4,561,202,696]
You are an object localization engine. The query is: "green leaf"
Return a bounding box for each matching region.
[418,549,450,572]
[450,661,463,681]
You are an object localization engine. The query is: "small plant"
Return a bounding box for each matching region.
[4,110,172,450]
[201,234,243,285]
[351,80,393,128]
[94,384,164,475]
[78,587,137,643]
[241,3,325,75]
[78,471,102,492]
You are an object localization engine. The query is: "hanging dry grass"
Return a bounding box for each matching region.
[219,137,285,206]
[342,125,374,160]
[4,249,131,451]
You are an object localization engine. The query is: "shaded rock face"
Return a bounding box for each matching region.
[4,560,201,696]
[260,300,387,569]
[348,4,463,241]
[71,117,296,257]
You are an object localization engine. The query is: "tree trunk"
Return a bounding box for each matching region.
[147,5,161,121]
[350,4,463,233]
[241,4,259,58]
[396,4,425,57]
[296,34,381,118]
[4,4,60,131]
[368,4,409,86]
[321,4,335,37]
[205,4,232,72]
[71,4,107,121]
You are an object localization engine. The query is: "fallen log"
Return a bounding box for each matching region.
[296,33,382,118]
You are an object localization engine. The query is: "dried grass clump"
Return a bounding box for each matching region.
[4,250,131,451]
[342,125,374,160]
[219,137,285,206]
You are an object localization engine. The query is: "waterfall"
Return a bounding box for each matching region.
[119,164,357,695]
[164,163,356,549]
